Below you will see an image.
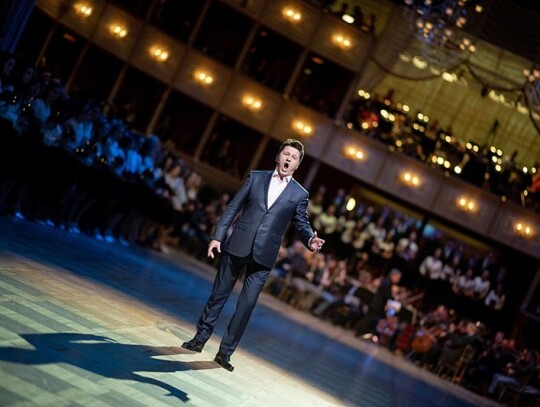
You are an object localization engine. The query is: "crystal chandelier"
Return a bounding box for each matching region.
[404,0,485,70]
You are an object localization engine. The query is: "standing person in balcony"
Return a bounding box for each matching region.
[181,138,325,372]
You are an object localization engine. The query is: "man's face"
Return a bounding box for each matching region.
[276,145,301,178]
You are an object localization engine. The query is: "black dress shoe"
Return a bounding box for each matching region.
[181,339,204,353]
[214,353,234,372]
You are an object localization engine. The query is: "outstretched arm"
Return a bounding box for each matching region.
[293,195,325,252]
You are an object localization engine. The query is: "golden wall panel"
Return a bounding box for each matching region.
[92,5,141,61]
[130,26,186,83]
[319,128,388,184]
[487,203,540,259]
[310,15,371,72]
[58,0,105,38]
[37,0,63,18]
[261,0,320,46]
[431,177,501,235]
[173,50,234,109]
[269,99,333,158]
[374,153,444,210]
[220,76,283,133]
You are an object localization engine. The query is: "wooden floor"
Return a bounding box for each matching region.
[0,216,500,406]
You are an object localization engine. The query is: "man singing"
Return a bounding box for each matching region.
[182,138,325,371]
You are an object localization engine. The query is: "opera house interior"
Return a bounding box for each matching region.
[1,0,540,405]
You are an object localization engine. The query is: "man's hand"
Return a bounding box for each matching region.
[309,231,325,252]
[208,240,221,259]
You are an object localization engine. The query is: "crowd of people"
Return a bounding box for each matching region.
[258,191,539,403]
[347,90,540,213]
[0,51,204,253]
[261,184,512,330]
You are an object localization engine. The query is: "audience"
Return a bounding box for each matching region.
[346,90,539,212]
[0,51,200,253]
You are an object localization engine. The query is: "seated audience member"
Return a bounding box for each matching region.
[311,259,348,317]
[437,320,482,368]
[418,248,444,307]
[375,307,399,346]
[441,255,461,284]
[369,232,395,272]
[185,171,201,201]
[355,269,402,337]
[408,305,451,360]
[465,333,517,394]
[351,220,370,251]
[314,204,338,247]
[336,210,357,258]
[484,283,505,311]
[264,245,292,296]
[278,240,310,302]
[419,248,444,281]
[331,283,363,327]
[376,287,409,343]
[307,191,324,221]
[297,252,329,310]
[164,162,188,212]
[393,230,419,287]
[487,349,539,397]
[419,319,481,371]
[366,216,387,245]
[453,267,475,297]
[183,202,217,257]
[459,268,491,320]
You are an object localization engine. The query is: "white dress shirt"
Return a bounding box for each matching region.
[267,170,291,207]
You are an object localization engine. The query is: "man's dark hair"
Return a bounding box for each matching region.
[278,138,305,162]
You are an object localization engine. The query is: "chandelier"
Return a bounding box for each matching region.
[404,0,485,70]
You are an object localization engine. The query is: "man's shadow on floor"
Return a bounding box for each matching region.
[0,332,219,402]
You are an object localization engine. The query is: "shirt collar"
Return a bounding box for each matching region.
[272,170,291,183]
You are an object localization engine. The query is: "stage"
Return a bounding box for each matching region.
[0,217,498,406]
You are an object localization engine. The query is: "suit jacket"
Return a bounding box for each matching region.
[212,170,314,269]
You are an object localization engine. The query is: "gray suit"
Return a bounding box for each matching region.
[194,170,314,358]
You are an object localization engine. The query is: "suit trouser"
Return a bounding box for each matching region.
[194,252,270,358]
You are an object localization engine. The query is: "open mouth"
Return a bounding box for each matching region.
[283,162,290,170]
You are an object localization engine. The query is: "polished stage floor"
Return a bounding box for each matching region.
[0,217,500,406]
